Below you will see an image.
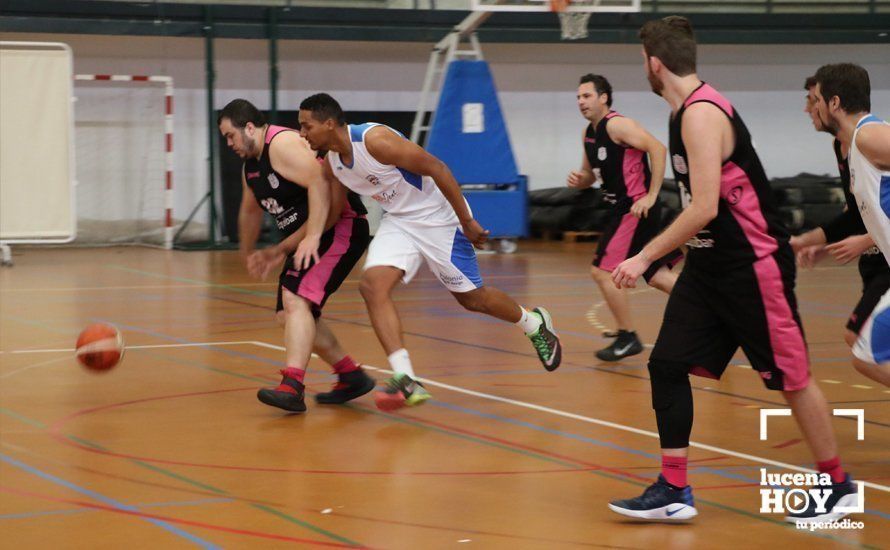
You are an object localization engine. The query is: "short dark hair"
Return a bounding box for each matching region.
[639,16,697,76]
[814,63,871,114]
[804,75,817,90]
[218,99,266,128]
[579,74,613,107]
[299,93,346,126]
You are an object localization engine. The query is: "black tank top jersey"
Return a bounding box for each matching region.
[243,126,310,238]
[668,83,790,271]
[832,139,888,277]
[243,126,367,239]
[584,111,652,211]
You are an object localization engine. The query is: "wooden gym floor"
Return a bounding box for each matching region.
[0,243,887,549]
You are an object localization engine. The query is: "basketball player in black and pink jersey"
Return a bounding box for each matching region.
[218,99,375,413]
[609,17,854,524]
[568,74,682,361]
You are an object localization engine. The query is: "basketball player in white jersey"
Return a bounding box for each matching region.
[812,63,890,387]
[297,93,562,411]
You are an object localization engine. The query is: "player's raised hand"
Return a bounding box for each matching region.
[567,170,590,188]
[247,248,285,280]
[825,234,873,264]
[630,195,656,219]
[796,244,826,269]
[461,219,490,248]
[293,233,321,270]
[611,253,652,289]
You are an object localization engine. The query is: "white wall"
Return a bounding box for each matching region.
[3,32,888,228]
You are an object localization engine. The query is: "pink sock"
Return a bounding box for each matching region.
[283,366,306,384]
[332,355,359,375]
[661,455,688,488]
[817,456,846,484]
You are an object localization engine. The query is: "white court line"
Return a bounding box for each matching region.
[250,340,890,494]
[0,341,257,355]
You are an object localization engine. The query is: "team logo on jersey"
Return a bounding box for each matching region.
[246,171,260,180]
[366,175,381,186]
[672,154,688,175]
[260,197,285,215]
[584,137,596,144]
[598,147,607,161]
[268,173,280,189]
[726,185,743,205]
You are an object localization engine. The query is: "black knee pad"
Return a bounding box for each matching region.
[648,360,691,411]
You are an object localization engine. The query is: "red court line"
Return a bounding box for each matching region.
[0,486,365,548]
[395,410,652,483]
[47,388,602,476]
[687,457,730,463]
[772,438,803,449]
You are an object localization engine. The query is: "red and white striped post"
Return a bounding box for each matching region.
[74,74,174,249]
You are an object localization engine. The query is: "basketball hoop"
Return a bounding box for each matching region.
[551,0,592,41]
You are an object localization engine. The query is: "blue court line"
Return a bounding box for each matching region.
[0,453,220,549]
[427,400,889,524]
[0,497,232,520]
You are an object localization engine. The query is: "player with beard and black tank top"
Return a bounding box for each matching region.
[608,16,855,525]
[568,74,683,362]
[791,76,889,357]
[810,62,890,388]
[218,99,374,414]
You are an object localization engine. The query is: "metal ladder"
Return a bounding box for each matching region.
[409,11,491,146]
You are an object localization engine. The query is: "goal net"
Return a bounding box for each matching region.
[73,75,174,248]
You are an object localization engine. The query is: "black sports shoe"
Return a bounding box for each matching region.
[596,330,644,361]
[527,307,562,371]
[609,474,698,521]
[315,368,376,405]
[257,369,307,413]
[785,474,859,524]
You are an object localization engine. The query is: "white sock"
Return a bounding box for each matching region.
[516,307,542,335]
[387,348,416,379]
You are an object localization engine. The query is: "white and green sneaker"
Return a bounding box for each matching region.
[374,373,432,411]
[528,307,562,371]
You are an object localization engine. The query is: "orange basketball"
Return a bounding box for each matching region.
[76,323,124,372]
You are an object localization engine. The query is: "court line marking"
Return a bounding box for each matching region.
[0,453,220,548]
[9,337,887,495]
[0,341,257,355]
[249,340,890,494]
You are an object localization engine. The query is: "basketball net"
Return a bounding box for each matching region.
[550,0,592,41]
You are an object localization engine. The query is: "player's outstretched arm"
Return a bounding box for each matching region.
[238,168,265,262]
[608,117,668,219]
[365,126,489,247]
[612,103,723,289]
[268,132,332,269]
[568,127,596,189]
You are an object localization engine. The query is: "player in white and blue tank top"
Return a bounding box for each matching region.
[813,64,890,387]
[297,93,563,410]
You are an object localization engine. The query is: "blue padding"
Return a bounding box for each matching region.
[871,307,890,362]
[856,114,883,128]
[397,167,423,190]
[880,176,890,219]
[427,60,519,185]
[350,123,375,142]
[451,229,483,287]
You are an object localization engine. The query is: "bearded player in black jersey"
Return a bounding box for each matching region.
[219,99,374,413]
[791,76,889,385]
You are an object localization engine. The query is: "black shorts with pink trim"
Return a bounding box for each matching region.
[591,200,683,282]
[649,248,810,391]
[276,216,370,317]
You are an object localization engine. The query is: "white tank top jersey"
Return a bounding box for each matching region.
[849,114,890,264]
[327,123,455,223]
